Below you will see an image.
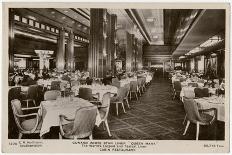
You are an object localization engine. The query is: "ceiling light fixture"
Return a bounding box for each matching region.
[62,16,66,19]
[28,16,36,20]
[51,11,55,14]
[179,56,185,59]
[152,35,158,39]
[146,17,155,22]
[64,10,69,13]
[200,35,223,48]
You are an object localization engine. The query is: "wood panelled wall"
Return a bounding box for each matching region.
[88,9,116,78]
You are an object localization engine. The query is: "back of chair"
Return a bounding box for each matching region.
[8,87,21,101]
[117,87,127,102]
[124,83,130,95]
[51,81,61,90]
[78,88,93,100]
[174,81,181,92]
[137,78,143,87]
[183,97,201,124]
[141,77,146,85]
[112,78,120,88]
[183,88,195,99]
[71,106,97,138]
[60,82,67,91]
[188,82,198,87]
[11,99,24,131]
[71,80,80,87]
[27,85,38,99]
[44,90,61,100]
[197,79,205,83]
[130,81,138,92]
[99,93,111,120]
[194,88,209,98]
[179,78,186,82]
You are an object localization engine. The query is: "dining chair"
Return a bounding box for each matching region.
[179,78,186,82]
[197,79,205,83]
[98,93,112,136]
[188,82,198,87]
[11,99,42,139]
[173,81,181,100]
[71,80,80,87]
[194,88,209,98]
[141,77,147,92]
[123,84,130,109]
[21,85,38,107]
[60,82,70,97]
[182,88,196,124]
[110,87,127,116]
[8,87,22,138]
[50,81,61,90]
[112,78,120,88]
[182,97,217,140]
[129,81,139,100]
[44,90,61,101]
[78,87,100,103]
[59,106,97,139]
[137,78,143,95]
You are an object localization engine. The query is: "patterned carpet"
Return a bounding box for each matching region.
[16,78,225,140]
[93,78,225,140]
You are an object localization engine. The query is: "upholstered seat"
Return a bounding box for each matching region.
[11,99,42,139]
[21,117,42,131]
[59,106,97,139]
[44,90,61,100]
[111,87,127,116]
[182,97,217,140]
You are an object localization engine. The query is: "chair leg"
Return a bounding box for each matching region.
[196,122,200,140]
[172,92,176,100]
[121,102,126,113]
[89,134,93,140]
[18,133,23,139]
[183,120,190,135]
[26,100,29,108]
[116,103,118,116]
[183,114,187,124]
[129,92,132,100]
[59,133,62,139]
[102,122,106,130]
[126,98,130,109]
[33,100,36,107]
[104,120,112,137]
[135,92,138,100]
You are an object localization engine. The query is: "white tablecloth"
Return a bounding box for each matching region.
[72,85,118,100]
[119,78,137,87]
[40,97,101,137]
[37,79,70,89]
[194,96,225,122]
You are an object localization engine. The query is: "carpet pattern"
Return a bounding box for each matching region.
[93,78,225,140]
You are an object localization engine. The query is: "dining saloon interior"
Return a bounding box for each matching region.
[8,8,226,140]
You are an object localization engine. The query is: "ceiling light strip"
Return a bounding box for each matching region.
[127,9,150,44]
[14,30,57,43]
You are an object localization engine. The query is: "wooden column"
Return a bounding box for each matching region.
[137,40,143,70]
[88,9,107,78]
[66,31,74,71]
[56,28,65,71]
[9,9,15,73]
[126,32,134,72]
[106,14,117,74]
